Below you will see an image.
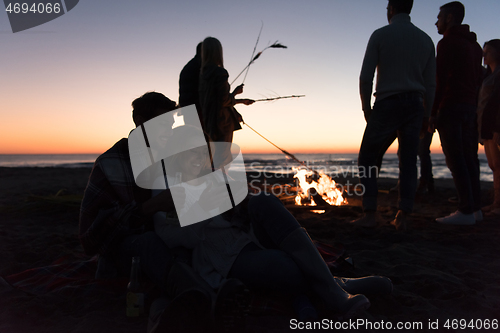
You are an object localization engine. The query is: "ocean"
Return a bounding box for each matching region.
[0,153,493,182]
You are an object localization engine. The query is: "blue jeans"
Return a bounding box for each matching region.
[437,104,481,213]
[247,193,301,248]
[228,193,306,294]
[378,131,434,184]
[358,95,424,212]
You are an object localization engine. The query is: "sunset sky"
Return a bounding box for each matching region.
[1,0,499,155]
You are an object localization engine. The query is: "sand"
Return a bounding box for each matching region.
[0,167,499,332]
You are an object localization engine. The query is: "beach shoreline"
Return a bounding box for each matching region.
[1,167,499,332]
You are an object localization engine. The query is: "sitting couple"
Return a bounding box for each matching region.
[79,92,392,333]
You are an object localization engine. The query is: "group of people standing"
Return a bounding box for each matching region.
[353,0,500,228]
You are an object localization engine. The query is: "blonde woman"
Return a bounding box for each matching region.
[198,37,254,167]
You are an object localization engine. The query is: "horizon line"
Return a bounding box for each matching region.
[0,148,407,156]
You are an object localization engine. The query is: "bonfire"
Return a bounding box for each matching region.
[293,167,347,207]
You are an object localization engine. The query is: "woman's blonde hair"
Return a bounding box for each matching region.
[201,37,224,72]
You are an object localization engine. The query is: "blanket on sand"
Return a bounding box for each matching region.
[1,242,347,316]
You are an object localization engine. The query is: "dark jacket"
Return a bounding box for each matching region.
[432,25,483,116]
[179,55,201,109]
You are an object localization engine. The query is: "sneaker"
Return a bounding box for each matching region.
[436,211,475,225]
[474,210,483,222]
[435,210,458,223]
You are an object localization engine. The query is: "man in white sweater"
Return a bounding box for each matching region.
[352,0,436,229]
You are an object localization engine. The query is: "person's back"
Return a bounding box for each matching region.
[363,14,435,103]
[434,25,483,111]
[179,42,203,126]
[179,56,201,108]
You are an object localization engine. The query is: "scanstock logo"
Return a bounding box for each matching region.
[128,105,248,227]
[3,0,79,33]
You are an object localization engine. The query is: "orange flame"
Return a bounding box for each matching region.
[293,167,347,206]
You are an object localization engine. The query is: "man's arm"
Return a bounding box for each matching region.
[359,32,379,121]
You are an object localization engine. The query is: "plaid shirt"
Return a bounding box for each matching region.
[79,138,147,257]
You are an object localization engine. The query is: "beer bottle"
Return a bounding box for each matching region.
[126,256,145,317]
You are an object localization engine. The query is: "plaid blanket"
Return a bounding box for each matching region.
[79,138,147,257]
[1,241,347,315]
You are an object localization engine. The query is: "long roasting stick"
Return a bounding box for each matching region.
[243,122,319,176]
[231,41,287,86]
[242,21,264,85]
[254,95,305,102]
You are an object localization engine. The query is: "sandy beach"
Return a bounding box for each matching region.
[1,167,499,332]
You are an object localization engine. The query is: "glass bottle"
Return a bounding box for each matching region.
[126,256,145,317]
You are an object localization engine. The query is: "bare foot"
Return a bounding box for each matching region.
[351,212,377,227]
[482,203,500,212]
[390,210,408,230]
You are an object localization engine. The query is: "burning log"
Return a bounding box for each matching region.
[308,188,330,207]
[293,167,347,207]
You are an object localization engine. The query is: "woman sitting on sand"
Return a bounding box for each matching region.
[478,39,500,214]
[152,125,392,321]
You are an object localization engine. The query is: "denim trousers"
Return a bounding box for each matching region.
[437,104,481,213]
[358,96,424,212]
[228,193,307,294]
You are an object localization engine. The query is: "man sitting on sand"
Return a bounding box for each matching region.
[79,91,181,288]
[352,0,436,229]
[79,92,220,333]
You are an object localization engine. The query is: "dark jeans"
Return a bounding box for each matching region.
[116,231,175,294]
[376,131,433,185]
[358,95,424,212]
[437,105,481,213]
[228,193,306,294]
[376,132,397,173]
[418,131,434,183]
